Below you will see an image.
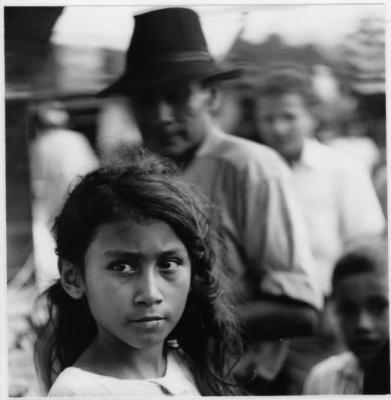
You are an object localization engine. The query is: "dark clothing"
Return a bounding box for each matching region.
[363,340,390,394]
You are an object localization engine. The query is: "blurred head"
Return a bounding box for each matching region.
[255,66,318,164]
[332,235,389,368]
[131,80,219,160]
[35,101,69,131]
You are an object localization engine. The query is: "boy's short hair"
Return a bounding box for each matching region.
[332,235,388,290]
[256,62,318,107]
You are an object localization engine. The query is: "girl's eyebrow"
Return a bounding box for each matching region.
[103,247,186,258]
[103,250,140,258]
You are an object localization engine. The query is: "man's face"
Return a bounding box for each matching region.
[255,93,315,164]
[131,82,213,159]
[334,272,389,368]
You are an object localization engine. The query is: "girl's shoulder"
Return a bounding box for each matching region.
[48,367,103,396]
[47,351,200,397]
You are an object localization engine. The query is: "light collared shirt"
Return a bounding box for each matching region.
[30,128,99,291]
[291,138,385,294]
[182,128,322,379]
[48,351,200,396]
[30,128,99,225]
[304,351,363,394]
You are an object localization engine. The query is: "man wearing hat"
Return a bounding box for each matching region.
[99,7,322,394]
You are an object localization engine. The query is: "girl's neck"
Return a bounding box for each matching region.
[75,336,167,380]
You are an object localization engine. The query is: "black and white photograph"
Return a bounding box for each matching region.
[3,1,389,397]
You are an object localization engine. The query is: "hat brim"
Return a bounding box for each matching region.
[97,65,242,97]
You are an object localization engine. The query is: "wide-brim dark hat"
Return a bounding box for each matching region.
[98,7,241,96]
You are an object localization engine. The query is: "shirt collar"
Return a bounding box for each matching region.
[149,351,196,395]
[194,125,223,158]
[293,138,322,169]
[340,353,363,379]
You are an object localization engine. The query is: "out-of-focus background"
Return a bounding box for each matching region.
[5,4,387,397]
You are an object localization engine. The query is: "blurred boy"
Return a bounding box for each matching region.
[304,235,389,394]
[254,64,385,394]
[254,65,385,295]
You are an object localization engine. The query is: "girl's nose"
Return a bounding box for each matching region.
[134,271,163,306]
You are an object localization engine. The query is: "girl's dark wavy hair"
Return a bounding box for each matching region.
[34,147,243,395]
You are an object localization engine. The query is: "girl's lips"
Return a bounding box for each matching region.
[130,317,165,329]
[134,316,164,322]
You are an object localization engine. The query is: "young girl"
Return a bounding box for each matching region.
[34,149,243,396]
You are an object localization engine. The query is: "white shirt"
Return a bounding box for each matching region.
[30,128,99,291]
[30,128,99,225]
[291,139,385,294]
[328,136,380,174]
[304,351,363,394]
[48,351,200,397]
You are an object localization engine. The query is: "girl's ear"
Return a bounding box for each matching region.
[60,260,85,299]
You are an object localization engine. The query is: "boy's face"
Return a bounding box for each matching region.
[334,272,389,368]
[255,93,315,165]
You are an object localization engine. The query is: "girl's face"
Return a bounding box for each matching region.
[81,218,191,353]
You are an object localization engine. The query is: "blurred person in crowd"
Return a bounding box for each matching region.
[356,93,387,220]
[214,64,262,143]
[316,93,386,219]
[304,235,389,394]
[343,15,387,218]
[254,65,385,393]
[313,91,381,178]
[96,97,142,164]
[325,116,381,176]
[30,101,99,291]
[255,65,385,294]
[356,93,386,154]
[373,163,387,220]
[99,7,322,395]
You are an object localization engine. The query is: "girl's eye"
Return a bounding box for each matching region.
[111,263,136,274]
[158,260,180,272]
